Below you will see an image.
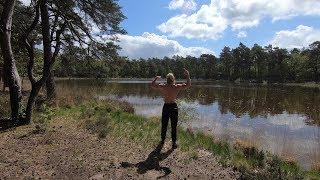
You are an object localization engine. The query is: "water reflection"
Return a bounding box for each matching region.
[56,79,320,169]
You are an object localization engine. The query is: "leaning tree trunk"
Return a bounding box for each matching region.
[26,0,53,123]
[0,0,22,123]
[25,0,53,122]
[25,83,42,122]
[24,0,65,123]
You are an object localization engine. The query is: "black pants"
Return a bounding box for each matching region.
[161,103,178,143]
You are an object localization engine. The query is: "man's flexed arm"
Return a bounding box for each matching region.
[177,68,191,90]
[150,76,163,89]
[184,68,191,88]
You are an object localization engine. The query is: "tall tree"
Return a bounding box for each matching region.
[307,41,320,82]
[251,44,267,82]
[232,43,251,80]
[21,0,125,123]
[284,50,307,82]
[267,47,288,82]
[199,54,217,79]
[0,0,22,123]
[23,0,126,100]
[0,0,125,122]
[220,46,233,80]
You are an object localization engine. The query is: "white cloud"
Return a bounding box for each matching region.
[115,32,214,59]
[19,0,31,5]
[237,31,247,38]
[268,113,307,130]
[159,0,320,40]
[158,4,228,40]
[168,0,197,11]
[270,25,320,49]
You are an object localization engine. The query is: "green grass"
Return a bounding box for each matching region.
[35,99,320,180]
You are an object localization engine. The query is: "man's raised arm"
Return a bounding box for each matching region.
[177,68,191,90]
[150,76,163,89]
[185,69,191,88]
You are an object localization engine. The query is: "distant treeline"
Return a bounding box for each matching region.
[2,41,319,83]
[53,41,320,83]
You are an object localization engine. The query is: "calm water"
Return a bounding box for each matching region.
[56,79,320,169]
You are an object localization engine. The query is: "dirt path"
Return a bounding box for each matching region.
[0,116,239,179]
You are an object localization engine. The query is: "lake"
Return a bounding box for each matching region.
[56,79,320,169]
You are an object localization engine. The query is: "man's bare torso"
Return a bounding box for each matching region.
[150,69,191,103]
[158,84,183,103]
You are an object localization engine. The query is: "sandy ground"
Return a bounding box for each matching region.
[0,116,240,179]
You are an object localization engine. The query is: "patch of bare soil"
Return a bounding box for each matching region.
[0,117,239,179]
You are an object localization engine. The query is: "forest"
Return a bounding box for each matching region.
[1,2,320,89]
[53,41,320,83]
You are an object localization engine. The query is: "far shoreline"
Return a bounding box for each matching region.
[53,77,320,89]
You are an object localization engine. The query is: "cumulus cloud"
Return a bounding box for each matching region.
[237,31,247,38]
[159,0,320,39]
[168,0,197,11]
[270,25,320,49]
[158,4,228,40]
[116,32,214,59]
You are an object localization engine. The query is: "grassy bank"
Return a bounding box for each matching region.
[1,80,320,179]
[33,99,320,180]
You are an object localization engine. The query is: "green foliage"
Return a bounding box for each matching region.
[53,42,320,83]
[33,104,56,124]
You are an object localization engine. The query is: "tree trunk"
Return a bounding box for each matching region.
[40,0,54,101]
[24,0,63,123]
[0,0,22,123]
[45,72,55,100]
[25,83,41,122]
[25,0,53,123]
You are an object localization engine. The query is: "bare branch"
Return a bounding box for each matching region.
[50,14,59,42]
[25,40,36,84]
[52,22,66,62]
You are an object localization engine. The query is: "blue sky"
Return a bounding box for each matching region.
[20,0,320,59]
[115,0,320,59]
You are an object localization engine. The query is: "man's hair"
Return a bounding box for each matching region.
[166,73,175,85]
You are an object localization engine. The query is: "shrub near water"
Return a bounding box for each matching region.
[79,100,134,139]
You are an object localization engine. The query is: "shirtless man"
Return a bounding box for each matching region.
[150,68,191,149]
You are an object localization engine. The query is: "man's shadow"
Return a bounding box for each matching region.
[121,142,174,179]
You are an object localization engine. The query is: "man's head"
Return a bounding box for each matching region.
[166,73,175,85]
